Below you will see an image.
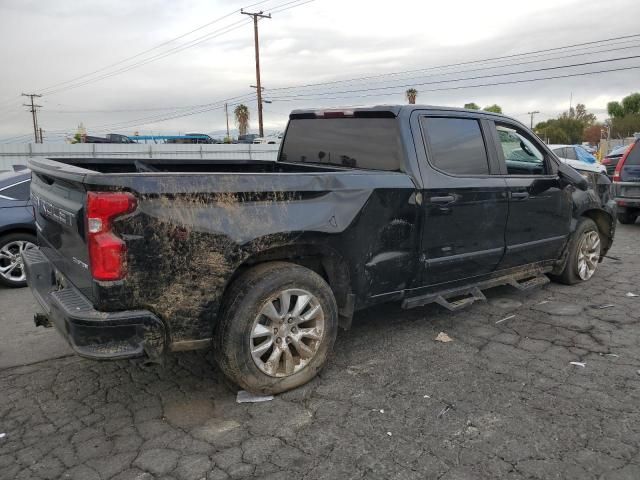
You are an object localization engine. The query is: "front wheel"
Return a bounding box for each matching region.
[551,218,601,285]
[214,262,338,394]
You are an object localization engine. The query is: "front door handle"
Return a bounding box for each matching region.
[430,195,456,205]
[511,192,529,200]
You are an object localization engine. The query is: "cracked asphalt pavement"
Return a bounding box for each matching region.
[1,223,640,480]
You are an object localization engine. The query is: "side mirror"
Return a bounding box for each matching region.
[557,162,589,191]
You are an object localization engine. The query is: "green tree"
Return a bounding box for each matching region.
[611,114,640,138]
[573,103,596,125]
[608,101,624,118]
[234,104,250,136]
[405,88,418,104]
[70,123,86,144]
[483,104,502,114]
[606,93,640,137]
[464,102,480,110]
[534,103,597,144]
[535,121,570,144]
[621,93,640,115]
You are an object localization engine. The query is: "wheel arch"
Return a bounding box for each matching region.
[0,227,37,240]
[580,208,614,254]
[222,243,354,329]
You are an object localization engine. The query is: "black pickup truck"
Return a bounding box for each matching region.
[24,105,616,393]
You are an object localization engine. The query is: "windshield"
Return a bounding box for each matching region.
[280,118,402,171]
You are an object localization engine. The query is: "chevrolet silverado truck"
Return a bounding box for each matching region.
[24,105,616,394]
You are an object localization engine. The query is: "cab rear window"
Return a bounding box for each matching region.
[280,118,402,171]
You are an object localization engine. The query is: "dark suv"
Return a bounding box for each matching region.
[613,138,640,224]
[0,169,36,287]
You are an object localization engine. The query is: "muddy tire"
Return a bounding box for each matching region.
[550,218,601,285]
[214,261,338,394]
[0,232,37,288]
[617,208,637,225]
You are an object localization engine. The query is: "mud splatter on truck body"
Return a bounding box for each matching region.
[28,153,419,350]
[24,105,616,365]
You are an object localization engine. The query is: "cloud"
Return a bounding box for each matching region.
[0,0,638,140]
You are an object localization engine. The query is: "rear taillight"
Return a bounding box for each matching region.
[613,144,635,182]
[86,192,137,281]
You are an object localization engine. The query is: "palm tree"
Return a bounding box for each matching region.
[234,104,250,136]
[405,88,418,105]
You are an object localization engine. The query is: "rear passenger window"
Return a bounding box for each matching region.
[421,117,489,175]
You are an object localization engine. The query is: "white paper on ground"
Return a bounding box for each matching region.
[236,390,274,403]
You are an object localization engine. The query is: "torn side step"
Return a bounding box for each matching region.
[508,275,549,291]
[403,287,486,311]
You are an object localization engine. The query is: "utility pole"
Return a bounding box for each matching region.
[527,110,540,129]
[22,93,42,143]
[241,9,271,137]
[224,103,230,140]
[39,127,44,143]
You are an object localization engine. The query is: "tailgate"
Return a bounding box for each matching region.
[30,170,94,299]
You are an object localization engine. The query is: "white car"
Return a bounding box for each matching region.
[548,144,607,175]
[252,134,282,145]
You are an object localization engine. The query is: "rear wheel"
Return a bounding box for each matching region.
[214,262,338,394]
[0,233,37,288]
[551,218,601,285]
[617,208,638,224]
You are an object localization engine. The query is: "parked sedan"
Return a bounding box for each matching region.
[549,144,607,174]
[602,144,631,176]
[0,169,35,287]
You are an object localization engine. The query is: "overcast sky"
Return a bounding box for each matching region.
[0,0,638,142]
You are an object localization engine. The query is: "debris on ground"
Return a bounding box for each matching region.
[379,409,385,414]
[536,300,550,305]
[625,292,639,297]
[570,362,586,368]
[236,390,274,403]
[437,405,453,418]
[496,314,516,324]
[602,353,620,357]
[594,304,615,309]
[435,332,453,343]
[0,433,5,439]
[386,431,392,436]
[423,395,431,399]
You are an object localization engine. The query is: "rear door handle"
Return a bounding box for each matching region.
[430,195,456,205]
[511,192,529,200]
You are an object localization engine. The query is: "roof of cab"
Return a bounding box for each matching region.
[289,104,512,119]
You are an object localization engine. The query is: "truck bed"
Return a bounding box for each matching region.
[29,157,341,175]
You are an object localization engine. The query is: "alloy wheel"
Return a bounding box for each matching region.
[0,240,35,284]
[576,230,600,281]
[250,288,325,377]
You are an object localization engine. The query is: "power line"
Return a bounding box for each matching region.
[268,64,640,102]
[40,19,253,96]
[0,0,274,103]
[267,32,640,93]
[283,41,640,95]
[37,0,313,97]
[268,55,640,99]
